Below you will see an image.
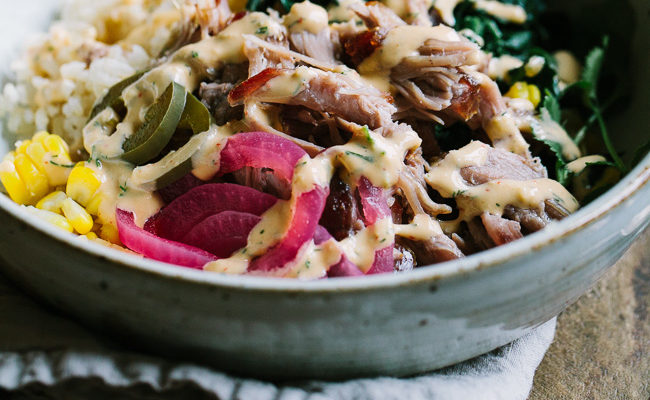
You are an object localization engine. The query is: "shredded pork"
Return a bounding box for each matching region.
[189,0,576,268]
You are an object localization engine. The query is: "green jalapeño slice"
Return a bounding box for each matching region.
[133,91,213,189]
[88,71,145,122]
[121,81,186,165]
[178,91,212,135]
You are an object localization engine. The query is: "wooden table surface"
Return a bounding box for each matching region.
[529,227,649,400]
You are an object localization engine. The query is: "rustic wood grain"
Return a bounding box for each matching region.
[530,227,650,400]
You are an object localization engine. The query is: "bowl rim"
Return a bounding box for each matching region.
[1,150,649,293]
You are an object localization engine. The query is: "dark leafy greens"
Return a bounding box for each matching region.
[452,0,547,59]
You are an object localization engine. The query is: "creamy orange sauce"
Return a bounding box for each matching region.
[425,141,578,232]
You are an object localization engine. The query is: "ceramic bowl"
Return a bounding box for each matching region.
[0,0,648,380]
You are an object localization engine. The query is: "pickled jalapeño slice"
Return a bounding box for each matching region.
[88,71,145,122]
[121,81,186,165]
[178,91,212,134]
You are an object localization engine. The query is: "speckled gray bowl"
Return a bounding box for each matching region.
[0,0,648,380]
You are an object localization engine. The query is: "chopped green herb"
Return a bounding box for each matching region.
[305,260,311,269]
[49,160,75,168]
[255,26,268,35]
[452,190,467,198]
[191,51,199,58]
[361,125,374,145]
[344,151,374,163]
[260,229,265,234]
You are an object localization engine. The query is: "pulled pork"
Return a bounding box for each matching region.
[185,1,576,270]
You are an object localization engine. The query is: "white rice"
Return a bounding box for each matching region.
[0,0,183,156]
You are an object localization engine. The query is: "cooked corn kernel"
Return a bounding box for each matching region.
[100,223,121,244]
[0,132,77,205]
[504,82,541,108]
[42,134,69,155]
[14,153,49,201]
[61,197,94,234]
[527,84,541,108]
[25,142,48,174]
[66,163,101,207]
[36,191,68,214]
[85,232,98,240]
[24,206,74,233]
[505,82,529,99]
[85,193,103,216]
[31,131,50,144]
[0,158,31,204]
[15,140,31,155]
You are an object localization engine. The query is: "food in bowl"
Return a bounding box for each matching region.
[0,0,637,279]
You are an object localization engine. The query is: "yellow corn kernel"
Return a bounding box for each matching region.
[32,131,50,145]
[25,140,73,186]
[100,223,121,244]
[527,84,541,108]
[61,197,94,234]
[504,82,529,100]
[85,193,103,216]
[85,231,98,240]
[66,163,101,207]
[13,153,49,201]
[36,191,68,214]
[43,134,70,156]
[25,142,48,174]
[0,159,31,204]
[15,140,31,155]
[24,206,74,233]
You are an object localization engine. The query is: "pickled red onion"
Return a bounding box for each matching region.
[116,209,217,269]
[183,211,261,258]
[145,183,277,241]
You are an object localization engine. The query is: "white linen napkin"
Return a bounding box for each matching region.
[0,274,555,400]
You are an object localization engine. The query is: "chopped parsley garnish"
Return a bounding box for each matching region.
[191,51,199,58]
[255,26,268,35]
[49,160,75,168]
[345,151,374,163]
[361,125,374,145]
